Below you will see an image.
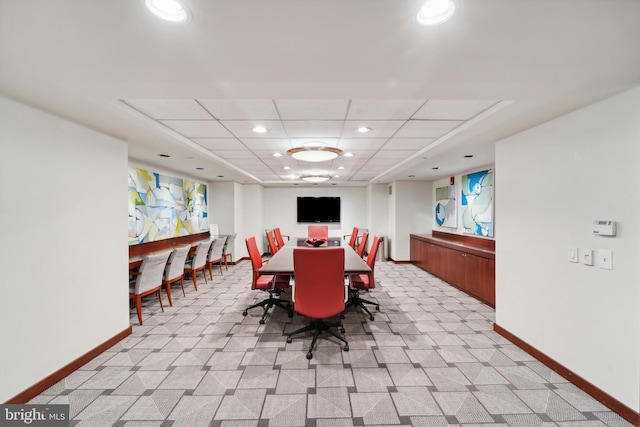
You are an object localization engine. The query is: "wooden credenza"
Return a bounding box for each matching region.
[410,231,495,307]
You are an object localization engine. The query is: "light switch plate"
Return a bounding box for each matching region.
[568,246,578,263]
[581,248,593,266]
[598,249,613,270]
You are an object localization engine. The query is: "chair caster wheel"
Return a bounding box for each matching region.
[369,315,375,321]
[375,306,380,311]
[340,328,345,333]
[339,313,345,319]
[306,353,313,360]
[242,311,248,316]
[343,344,349,352]
[286,337,292,343]
[288,312,293,318]
[259,319,265,324]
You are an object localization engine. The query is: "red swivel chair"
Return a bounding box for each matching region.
[286,247,348,359]
[345,235,382,321]
[356,231,369,258]
[266,229,279,256]
[273,227,290,248]
[344,226,359,249]
[307,225,329,241]
[242,236,292,324]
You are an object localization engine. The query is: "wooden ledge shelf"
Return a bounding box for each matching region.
[410,231,495,307]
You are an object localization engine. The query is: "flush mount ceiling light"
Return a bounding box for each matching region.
[416,0,456,26]
[252,125,268,133]
[286,142,343,162]
[356,126,372,133]
[144,0,191,22]
[300,175,332,183]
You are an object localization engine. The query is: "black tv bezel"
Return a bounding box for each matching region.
[296,196,341,223]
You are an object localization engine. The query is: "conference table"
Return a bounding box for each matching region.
[260,238,371,276]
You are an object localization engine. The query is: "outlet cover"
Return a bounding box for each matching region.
[598,249,613,270]
[581,248,593,266]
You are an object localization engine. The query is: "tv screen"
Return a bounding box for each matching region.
[297,197,341,223]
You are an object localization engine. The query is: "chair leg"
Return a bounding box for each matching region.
[191,271,198,291]
[165,283,173,307]
[286,320,348,359]
[242,293,292,324]
[157,289,164,312]
[179,277,186,297]
[135,295,143,325]
[343,290,379,321]
[208,263,213,280]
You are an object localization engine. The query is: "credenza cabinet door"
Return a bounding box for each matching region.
[409,235,495,307]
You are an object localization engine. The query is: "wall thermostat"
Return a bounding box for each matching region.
[592,220,616,237]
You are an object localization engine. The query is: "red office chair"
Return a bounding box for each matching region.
[286,247,348,359]
[356,231,369,258]
[242,236,292,324]
[343,226,359,249]
[307,225,329,241]
[266,229,279,256]
[345,235,382,321]
[273,227,290,248]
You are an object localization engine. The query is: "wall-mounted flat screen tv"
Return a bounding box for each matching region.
[297,197,341,223]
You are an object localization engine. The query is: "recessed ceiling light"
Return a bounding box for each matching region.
[432,167,439,170]
[464,154,474,158]
[343,152,354,158]
[408,175,416,178]
[144,0,191,23]
[356,126,371,133]
[333,175,340,178]
[158,154,170,158]
[337,166,345,170]
[252,126,268,133]
[272,153,283,157]
[416,0,456,26]
[217,175,224,178]
[196,167,204,170]
[283,166,291,170]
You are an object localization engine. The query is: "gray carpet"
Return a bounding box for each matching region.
[30,260,631,426]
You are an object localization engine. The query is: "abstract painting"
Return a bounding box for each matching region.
[128,167,208,245]
[461,169,493,237]
[435,185,457,228]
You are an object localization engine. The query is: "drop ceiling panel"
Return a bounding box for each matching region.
[240,138,292,151]
[198,99,280,120]
[381,138,435,150]
[221,120,288,138]
[283,121,345,138]
[394,120,463,138]
[160,120,233,138]
[413,100,498,120]
[371,150,416,159]
[290,137,339,148]
[347,100,426,120]
[337,138,387,150]
[341,120,405,138]
[275,100,349,120]
[192,138,245,150]
[216,150,257,159]
[124,99,213,120]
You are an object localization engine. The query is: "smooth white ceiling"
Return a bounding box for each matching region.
[1,0,638,186]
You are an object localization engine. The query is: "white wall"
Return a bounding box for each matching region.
[263,187,367,243]
[241,184,264,256]
[0,97,129,402]
[368,183,390,257]
[495,87,640,411]
[388,181,432,261]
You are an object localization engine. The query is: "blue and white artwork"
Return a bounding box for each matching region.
[461,169,493,237]
[435,185,457,228]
